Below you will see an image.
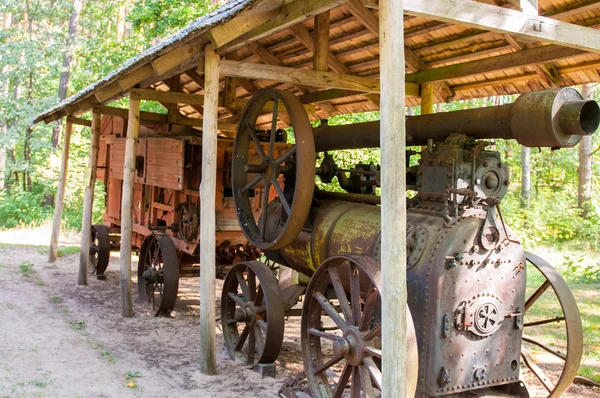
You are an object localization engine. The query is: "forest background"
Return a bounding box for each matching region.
[0,0,599,276]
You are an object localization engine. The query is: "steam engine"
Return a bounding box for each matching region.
[223,88,596,397]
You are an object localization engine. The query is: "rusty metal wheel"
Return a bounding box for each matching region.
[138,233,180,317]
[520,252,583,397]
[89,224,110,277]
[221,261,284,367]
[301,255,418,398]
[232,88,316,251]
[177,201,199,242]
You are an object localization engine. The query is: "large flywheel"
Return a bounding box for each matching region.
[520,252,583,397]
[232,88,316,250]
[301,255,419,398]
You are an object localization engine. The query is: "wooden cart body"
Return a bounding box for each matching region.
[95,115,281,270]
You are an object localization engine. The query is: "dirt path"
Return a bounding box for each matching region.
[0,235,597,398]
[0,246,282,398]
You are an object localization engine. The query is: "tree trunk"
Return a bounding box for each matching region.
[51,0,82,147]
[521,146,531,209]
[578,84,595,216]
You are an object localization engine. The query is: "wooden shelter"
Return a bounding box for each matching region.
[37,0,600,394]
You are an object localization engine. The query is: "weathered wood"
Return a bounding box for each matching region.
[406,45,584,84]
[218,0,349,53]
[199,43,219,376]
[130,88,206,106]
[66,116,91,127]
[78,111,101,285]
[379,0,408,397]
[313,12,330,72]
[151,38,207,75]
[97,105,204,127]
[421,82,435,114]
[208,0,285,48]
[521,146,531,208]
[49,121,73,262]
[403,0,600,52]
[578,84,595,211]
[119,96,140,318]
[219,59,422,96]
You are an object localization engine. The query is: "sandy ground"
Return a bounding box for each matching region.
[0,227,598,398]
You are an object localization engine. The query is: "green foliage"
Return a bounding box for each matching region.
[0,0,209,230]
[19,261,35,277]
[71,320,86,331]
[129,0,218,42]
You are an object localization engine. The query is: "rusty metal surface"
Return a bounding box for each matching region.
[221,261,285,367]
[300,255,418,398]
[226,88,589,397]
[89,224,110,278]
[312,88,599,151]
[137,232,180,317]
[232,88,316,250]
[522,252,584,398]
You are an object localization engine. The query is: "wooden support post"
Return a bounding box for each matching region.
[313,11,330,72]
[119,96,140,318]
[199,43,219,376]
[379,0,407,397]
[78,111,101,285]
[421,82,435,115]
[49,120,73,262]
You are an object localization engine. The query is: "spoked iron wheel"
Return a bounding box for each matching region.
[221,261,284,367]
[520,252,583,397]
[137,233,180,317]
[301,255,418,398]
[232,88,316,250]
[177,201,199,242]
[89,224,110,278]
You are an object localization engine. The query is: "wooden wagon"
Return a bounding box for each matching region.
[89,115,286,316]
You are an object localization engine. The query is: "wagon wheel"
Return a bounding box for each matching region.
[301,255,418,398]
[138,233,180,317]
[89,224,110,279]
[232,88,316,251]
[221,261,284,367]
[177,201,199,242]
[520,252,583,397]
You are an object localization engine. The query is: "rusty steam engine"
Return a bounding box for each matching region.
[221,88,597,397]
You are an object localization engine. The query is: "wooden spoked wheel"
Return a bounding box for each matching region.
[232,88,316,250]
[221,261,285,367]
[301,255,418,398]
[520,252,583,397]
[137,233,180,317]
[89,224,110,278]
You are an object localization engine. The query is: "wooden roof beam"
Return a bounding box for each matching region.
[344,0,426,72]
[216,0,349,54]
[288,22,383,107]
[399,0,600,52]
[543,0,600,20]
[406,44,585,84]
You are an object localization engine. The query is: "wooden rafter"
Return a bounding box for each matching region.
[406,44,584,84]
[401,0,600,52]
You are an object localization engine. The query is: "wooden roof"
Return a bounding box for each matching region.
[35,0,600,127]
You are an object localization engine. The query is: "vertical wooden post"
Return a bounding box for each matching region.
[49,120,73,262]
[519,0,538,15]
[313,11,330,72]
[199,43,220,376]
[78,111,101,285]
[379,0,407,397]
[578,84,595,211]
[421,82,435,115]
[119,95,140,318]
